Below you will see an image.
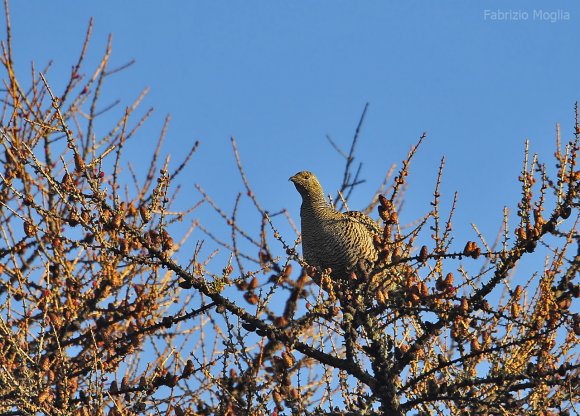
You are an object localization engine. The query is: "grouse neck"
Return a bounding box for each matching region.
[300,194,334,217]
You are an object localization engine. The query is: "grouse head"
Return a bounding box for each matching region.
[289,171,325,200]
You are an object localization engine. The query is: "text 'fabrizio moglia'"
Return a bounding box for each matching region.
[483,9,570,23]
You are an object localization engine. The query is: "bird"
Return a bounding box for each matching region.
[289,171,381,282]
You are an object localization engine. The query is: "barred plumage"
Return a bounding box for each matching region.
[290,171,380,280]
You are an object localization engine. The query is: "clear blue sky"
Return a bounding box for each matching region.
[7,1,580,256]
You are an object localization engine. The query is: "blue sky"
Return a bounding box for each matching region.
[7,1,580,259]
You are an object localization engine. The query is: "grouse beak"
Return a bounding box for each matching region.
[289,174,298,183]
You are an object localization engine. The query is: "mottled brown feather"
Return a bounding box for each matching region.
[290,171,380,280]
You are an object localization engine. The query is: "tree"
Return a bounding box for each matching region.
[0,5,578,416]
